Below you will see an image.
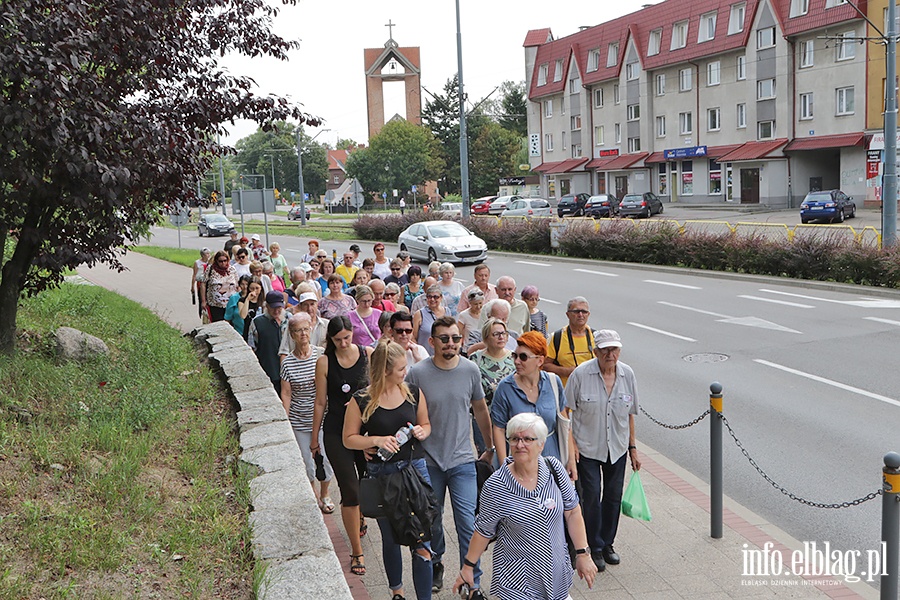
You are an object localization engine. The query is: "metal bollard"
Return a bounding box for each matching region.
[710,382,723,539]
[882,452,900,600]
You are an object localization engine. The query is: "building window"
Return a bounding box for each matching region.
[553,59,564,81]
[571,115,582,130]
[728,3,746,35]
[757,78,775,99]
[561,98,566,115]
[594,88,604,108]
[544,99,553,117]
[708,107,721,131]
[837,31,856,61]
[627,103,640,121]
[607,42,619,67]
[800,92,814,119]
[825,0,848,7]
[538,64,548,86]
[572,144,582,158]
[699,11,717,42]
[707,61,721,86]
[758,120,775,139]
[545,133,554,151]
[615,123,621,144]
[737,103,747,128]
[595,125,605,145]
[614,84,620,104]
[757,27,776,49]
[790,0,809,17]
[648,29,662,55]
[681,160,693,195]
[659,163,668,195]
[656,115,667,137]
[737,55,746,80]
[587,49,601,72]
[672,20,689,49]
[656,73,666,95]
[679,67,693,91]
[836,86,855,115]
[628,137,642,153]
[799,40,814,67]
[333,175,340,184]
[561,131,567,149]
[709,159,723,194]
[626,62,639,80]
[569,77,580,93]
[679,111,693,134]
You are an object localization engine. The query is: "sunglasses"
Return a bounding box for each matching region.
[374,247,385,251]
[391,267,401,271]
[513,352,538,362]
[426,294,442,300]
[384,292,397,297]
[393,327,413,335]
[567,309,589,315]
[434,334,463,344]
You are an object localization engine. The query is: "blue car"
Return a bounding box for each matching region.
[799,190,856,224]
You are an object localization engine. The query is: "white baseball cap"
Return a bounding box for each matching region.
[251,234,261,241]
[594,329,622,349]
[298,292,318,304]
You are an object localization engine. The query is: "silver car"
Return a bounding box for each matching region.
[488,195,522,215]
[500,198,552,217]
[397,220,488,264]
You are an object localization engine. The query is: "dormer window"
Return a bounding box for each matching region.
[728,3,746,35]
[538,63,548,86]
[671,20,689,49]
[790,0,809,17]
[587,49,601,72]
[699,12,717,42]
[648,29,662,55]
[553,59,563,82]
[607,42,619,67]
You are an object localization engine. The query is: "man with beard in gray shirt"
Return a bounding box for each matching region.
[407,315,493,598]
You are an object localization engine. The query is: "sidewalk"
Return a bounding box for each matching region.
[79,252,877,600]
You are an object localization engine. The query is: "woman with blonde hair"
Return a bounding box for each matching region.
[344,338,434,599]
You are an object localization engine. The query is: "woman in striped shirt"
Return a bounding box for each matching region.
[453,413,596,600]
[280,312,334,514]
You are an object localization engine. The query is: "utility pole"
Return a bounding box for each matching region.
[456,0,470,217]
[884,0,898,247]
[217,133,227,216]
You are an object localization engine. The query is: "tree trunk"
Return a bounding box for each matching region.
[0,229,35,355]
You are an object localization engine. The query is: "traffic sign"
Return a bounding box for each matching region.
[349,180,365,208]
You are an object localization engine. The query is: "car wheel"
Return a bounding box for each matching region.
[644,208,651,218]
[400,243,407,252]
[427,248,437,263]
[198,228,203,237]
[834,210,844,223]
[658,204,664,214]
[850,206,856,219]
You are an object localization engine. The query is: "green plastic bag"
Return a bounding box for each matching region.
[621,471,651,521]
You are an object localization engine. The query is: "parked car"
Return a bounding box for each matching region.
[584,194,620,218]
[800,190,856,224]
[438,202,463,217]
[471,196,497,214]
[556,193,591,217]
[618,192,664,218]
[500,198,553,217]
[197,213,235,237]
[287,205,311,221]
[489,195,523,215]
[397,220,487,264]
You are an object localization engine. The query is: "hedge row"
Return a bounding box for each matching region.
[353,214,900,288]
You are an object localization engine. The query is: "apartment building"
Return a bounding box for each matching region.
[524,0,869,207]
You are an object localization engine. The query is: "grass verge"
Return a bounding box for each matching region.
[0,283,253,599]
[130,245,200,268]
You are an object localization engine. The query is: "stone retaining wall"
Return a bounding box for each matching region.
[193,321,352,600]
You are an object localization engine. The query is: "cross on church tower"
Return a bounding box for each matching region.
[385,19,396,40]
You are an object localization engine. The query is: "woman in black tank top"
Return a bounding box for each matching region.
[312,316,372,577]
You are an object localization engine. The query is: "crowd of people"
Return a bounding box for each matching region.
[193,232,642,600]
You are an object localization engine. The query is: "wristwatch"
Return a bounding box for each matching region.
[575,547,589,555]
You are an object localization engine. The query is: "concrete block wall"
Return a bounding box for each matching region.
[193,321,352,600]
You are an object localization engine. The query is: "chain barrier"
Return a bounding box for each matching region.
[719,414,883,509]
[640,406,710,430]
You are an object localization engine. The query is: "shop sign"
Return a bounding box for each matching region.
[664,146,708,159]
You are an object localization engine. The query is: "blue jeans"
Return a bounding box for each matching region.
[367,458,433,599]
[577,453,627,553]
[427,461,482,587]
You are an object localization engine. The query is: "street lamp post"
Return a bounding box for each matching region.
[456,0,471,218]
[264,155,277,195]
[296,128,331,227]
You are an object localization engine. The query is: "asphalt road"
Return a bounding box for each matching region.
[148,223,900,565]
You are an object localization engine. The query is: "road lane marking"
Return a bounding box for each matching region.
[659,301,801,333]
[759,288,900,309]
[754,359,900,409]
[540,298,561,305]
[284,248,302,253]
[738,295,814,308]
[627,322,697,342]
[865,317,900,327]
[574,268,618,277]
[658,301,726,318]
[516,260,552,267]
[644,280,701,289]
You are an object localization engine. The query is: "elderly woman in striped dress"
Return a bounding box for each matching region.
[453,413,596,600]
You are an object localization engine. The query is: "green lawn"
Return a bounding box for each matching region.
[0,283,256,598]
[130,245,200,268]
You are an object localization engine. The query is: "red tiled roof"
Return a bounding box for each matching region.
[533,161,563,173]
[328,149,349,171]
[718,139,789,162]
[644,152,666,164]
[783,132,866,152]
[523,28,553,47]
[707,144,743,159]
[589,153,649,170]
[773,0,866,38]
[546,158,589,173]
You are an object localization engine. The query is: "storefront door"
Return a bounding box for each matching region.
[614,175,628,198]
[740,168,760,204]
[560,178,571,196]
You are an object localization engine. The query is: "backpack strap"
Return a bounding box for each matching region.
[552,328,564,360]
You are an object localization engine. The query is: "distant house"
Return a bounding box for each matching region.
[327,149,351,192]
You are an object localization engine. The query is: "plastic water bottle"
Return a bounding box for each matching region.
[377,423,414,461]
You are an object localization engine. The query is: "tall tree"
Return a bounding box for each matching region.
[0,0,318,353]
[470,123,521,197]
[498,81,528,138]
[233,124,328,199]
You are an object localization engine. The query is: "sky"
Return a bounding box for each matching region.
[220,0,651,148]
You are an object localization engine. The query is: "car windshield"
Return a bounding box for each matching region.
[206,214,228,222]
[622,195,641,203]
[803,193,831,203]
[427,223,470,238]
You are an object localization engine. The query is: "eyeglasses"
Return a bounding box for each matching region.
[508,436,539,446]
[523,296,540,301]
[390,267,401,271]
[426,294,442,300]
[567,309,590,315]
[358,298,373,304]
[384,292,397,297]
[309,262,319,267]
[393,327,413,335]
[513,352,538,362]
[374,247,385,251]
[434,334,463,344]
[490,331,508,339]
[289,327,311,334]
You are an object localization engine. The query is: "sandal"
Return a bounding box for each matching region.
[350,554,366,576]
[320,496,335,514]
[359,518,367,538]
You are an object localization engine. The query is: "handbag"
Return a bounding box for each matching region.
[359,476,386,518]
[621,471,652,521]
[547,372,570,466]
[545,457,577,569]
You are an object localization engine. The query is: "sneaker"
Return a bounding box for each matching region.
[432,561,444,592]
[469,590,486,600]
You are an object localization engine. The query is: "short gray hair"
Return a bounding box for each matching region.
[288,312,312,327]
[439,262,455,276]
[506,413,548,445]
[483,298,511,320]
[567,296,590,312]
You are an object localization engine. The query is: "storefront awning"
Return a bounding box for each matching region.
[588,152,649,170]
[533,161,563,173]
[717,139,788,162]
[706,144,743,159]
[644,152,666,164]
[545,157,589,173]
[783,132,866,152]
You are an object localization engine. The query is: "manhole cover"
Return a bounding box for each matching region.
[683,353,729,363]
